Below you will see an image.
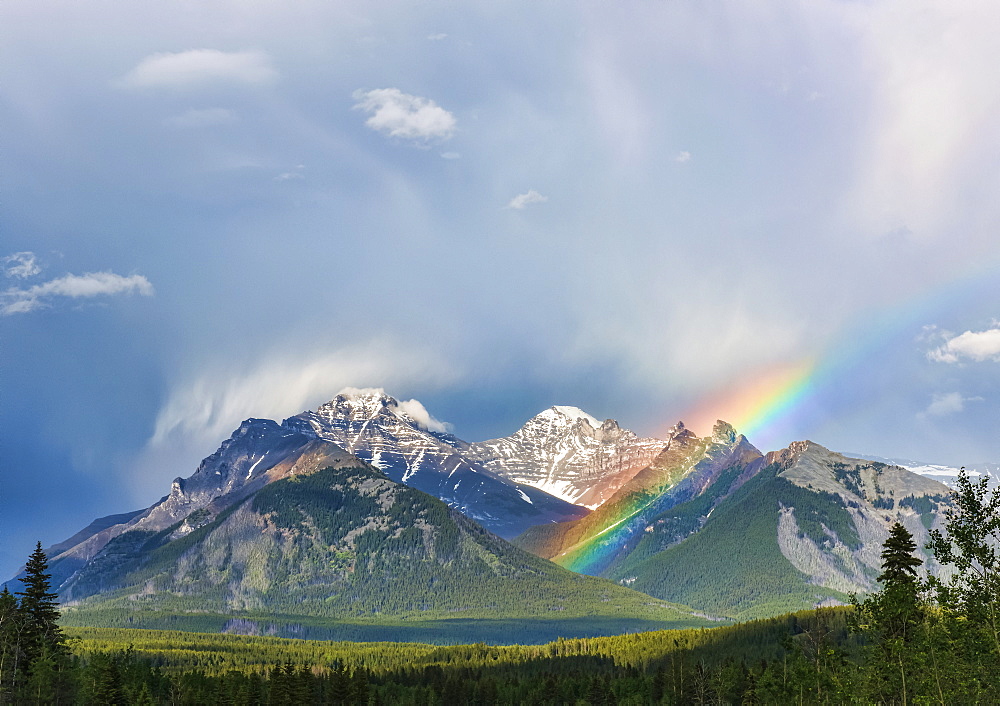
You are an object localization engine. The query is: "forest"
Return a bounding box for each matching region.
[2,468,1000,704]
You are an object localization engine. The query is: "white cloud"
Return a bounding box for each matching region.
[674,151,691,163]
[928,327,1000,363]
[118,50,278,89]
[352,88,456,142]
[1,271,154,315]
[395,397,451,433]
[921,392,983,418]
[163,108,238,128]
[2,252,41,279]
[150,343,459,451]
[440,152,461,160]
[507,189,548,210]
[427,33,448,41]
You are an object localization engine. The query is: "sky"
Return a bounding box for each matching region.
[4,0,1000,579]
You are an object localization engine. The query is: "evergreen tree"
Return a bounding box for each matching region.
[16,543,66,667]
[0,586,24,703]
[877,522,924,642]
[852,522,926,704]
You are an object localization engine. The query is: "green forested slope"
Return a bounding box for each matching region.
[61,464,710,642]
[608,465,848,619]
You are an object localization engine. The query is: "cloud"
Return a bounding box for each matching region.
[395,397,451,433]
[674,151,691,163]
[440,152,461,160]
[1,271,154,315]
[427,33,448,41]
[118,50,278,89]
[507,189,548,210]
[163,108,238,129]
[150,343,459,451]
[921,392,983,418]
[928,327,1000,363]
[2,252,41,279]
[352,88,456,142]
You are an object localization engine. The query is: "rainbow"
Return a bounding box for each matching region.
[676,258,999,453]
[554,262,1000,575]
[558,494,660,574]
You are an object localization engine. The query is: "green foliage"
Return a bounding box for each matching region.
[928,468,1000,648]
[850,522,927,703]
[17,542,67,665]
[2,544,74,704]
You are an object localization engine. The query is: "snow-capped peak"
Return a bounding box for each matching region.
[537,406,603,428]
[322,388,450,433]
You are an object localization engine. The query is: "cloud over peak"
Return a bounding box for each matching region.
[353,88,456,142]
[151,344,458,449]
[118,49,278,89]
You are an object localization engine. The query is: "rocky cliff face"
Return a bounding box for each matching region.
[765,441,954,594]
[468,406,667,508]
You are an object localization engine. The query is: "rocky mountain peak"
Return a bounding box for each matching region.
[711,420,739,445]
[664,422,698,448]
[541,405,603,428]
[320,387,395,420]
[314,387,450,433]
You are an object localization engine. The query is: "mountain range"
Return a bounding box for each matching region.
[20,388,957,641]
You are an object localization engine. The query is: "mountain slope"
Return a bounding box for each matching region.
[40,418,361,593]
[57,459,709,641]
[282,390,589,537]
[517,425,953,620]
[468,406,666,508]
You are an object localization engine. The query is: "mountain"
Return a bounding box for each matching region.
[281,390,589,537]
[517,422,953,620]
[467,406,667,508]
[45,432,707,642]
[41,418,366,594]
[846,452,1000,489]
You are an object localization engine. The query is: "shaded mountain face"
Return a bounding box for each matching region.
[53,455,705,638]
[41,419,368,596]
[282,390,589,537]
[467,406,667,508]
[516,424,953,620]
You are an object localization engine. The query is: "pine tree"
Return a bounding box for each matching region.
[877,522,924,642]
[0,586,24,703]
[852,522,926,704]
[15,543,66,667]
